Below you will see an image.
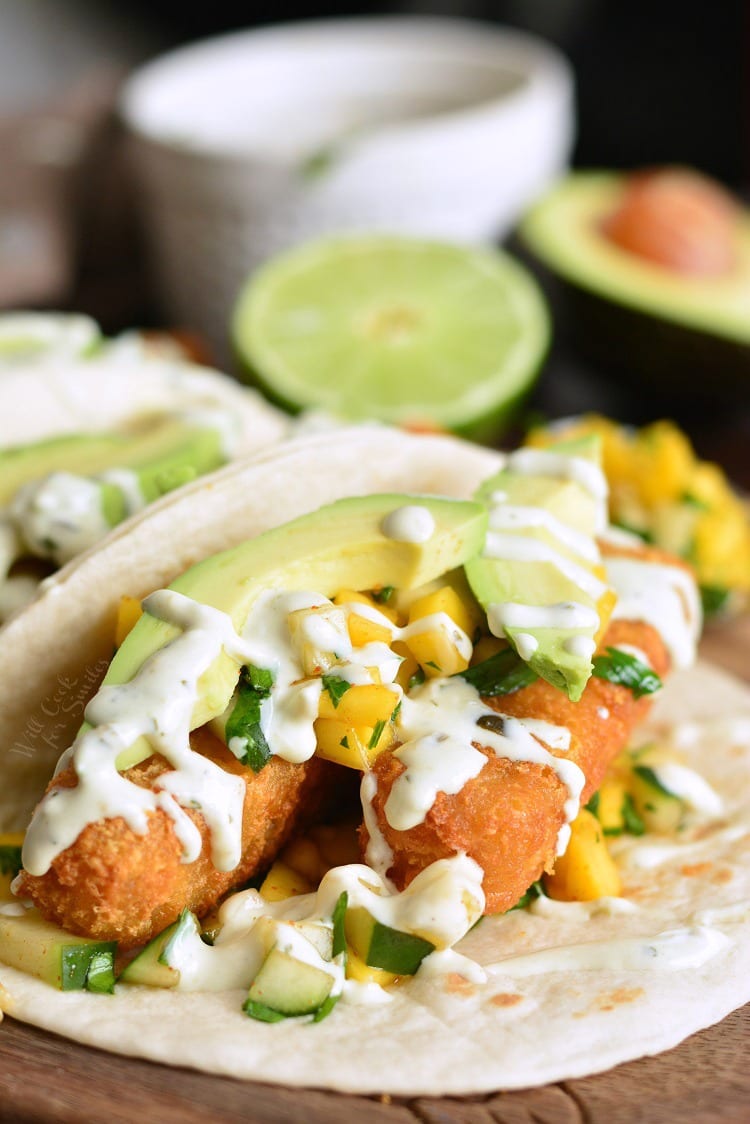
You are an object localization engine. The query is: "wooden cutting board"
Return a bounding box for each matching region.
[1,617,748,1124]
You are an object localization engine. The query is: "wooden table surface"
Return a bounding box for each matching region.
[1,613,748,1124]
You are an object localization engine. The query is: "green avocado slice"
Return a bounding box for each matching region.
[100,493,487,771]
[465,436,606,700]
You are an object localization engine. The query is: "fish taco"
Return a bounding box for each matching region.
[0,426,748,1096]
[0,315,288,623]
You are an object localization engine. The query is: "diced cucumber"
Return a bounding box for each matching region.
[0,908,116,992]
[345,906,435,975]
[245,948,334,1018]
[630,765,684,833]
[119,909,196,988]
[288,921,333,961]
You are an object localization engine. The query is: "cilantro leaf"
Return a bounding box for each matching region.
[592,648,662,699]
[321,675,351,708]
[458,647,539,697]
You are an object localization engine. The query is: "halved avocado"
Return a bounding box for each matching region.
[518,171,750,399]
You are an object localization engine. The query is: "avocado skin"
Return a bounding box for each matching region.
[521,260,750,406]
[513,168,750,405]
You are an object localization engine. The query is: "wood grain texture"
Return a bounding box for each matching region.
[1,624,748,1124]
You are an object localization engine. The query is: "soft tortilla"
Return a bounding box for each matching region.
[0,356,288,454]
[1,429,748,1094]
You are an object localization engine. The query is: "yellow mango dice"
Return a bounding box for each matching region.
[114,596,143,648]
[393,640,421,691]
[543,809,621,901]
[259,861,314,902]
[314,718,371,769]
[408,585,476,637]
[404,626,469,678]
[345,947,398,988]
[347,611,394,649]
[318,683,399,727]
[595,777,628,835]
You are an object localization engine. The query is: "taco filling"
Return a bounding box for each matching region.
[1,434,715,1019]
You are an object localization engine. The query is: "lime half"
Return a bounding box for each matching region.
[232,237,549,440]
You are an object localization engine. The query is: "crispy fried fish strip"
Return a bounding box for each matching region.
[17,727,333,949]
[364,617,671,915]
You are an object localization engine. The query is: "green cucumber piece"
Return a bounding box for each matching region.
[345,906,435,975]
[119,909,197,988]
[0,909,116,992]
[245,948,335,1018]
[630,765,684,833]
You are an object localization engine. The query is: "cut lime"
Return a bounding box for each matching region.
[0,313,101,366]
[232,237,549,441]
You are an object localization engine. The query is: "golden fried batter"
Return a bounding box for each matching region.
[364,619,672,916]
[18,728,333,949]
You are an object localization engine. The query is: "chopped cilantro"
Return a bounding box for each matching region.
[226,670,272,773]
[340,736,350,749]
[681,492,709,511]
[0,845,22,878]
[372,586,395,604]
[246,664,275,694]
[621,792,646,836]
[368,720,386,750]
[426,661,441,670]
[592,648,662,698]
[509,880,545,911]
[331,891,348,958]
[243,998,286,1023]
[700,585,730,616]
[408,667,426,690]
[321,674,351,708]
[458,647,538,696]
[585,791,600,817]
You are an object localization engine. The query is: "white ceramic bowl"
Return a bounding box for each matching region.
[121,17,574,359]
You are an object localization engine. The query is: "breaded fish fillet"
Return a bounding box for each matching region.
[17,727,333,949]
[363,620,671,917]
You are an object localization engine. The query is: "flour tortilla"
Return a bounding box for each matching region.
[0,355,288,454]
[0,428,748,1095]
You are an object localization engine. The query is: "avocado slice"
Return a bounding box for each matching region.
[465,437,607,700]
[0,908,116,992]
[518,171,750,398]
[102,494,487,771]
[0,417,225,509]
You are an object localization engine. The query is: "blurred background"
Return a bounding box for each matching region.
[0,0,747,470]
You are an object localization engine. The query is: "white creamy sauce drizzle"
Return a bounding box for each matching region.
[488,601,599,635]
[564,635,596,660]
[648,763,723,816]
[506,448,609,532]
[418,947,488,984]
[483,532,607,601]
[99,468,146,518]
[488,504,601,563]
[381,505,436,544]
[360,771,395,885]
[528,893,638,920]
[612,822,747,871]
[384,678,583,852]
[23,590,254,876]
[515,632,539,659]
[607,558,701,668]
[614,643,653,669]
[487,925,729,978]
[672,716,750,751]
[164,856,485,995]
[10,472,111,565]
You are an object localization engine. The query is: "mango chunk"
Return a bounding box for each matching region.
[408,584,476,637]
[347,611,394,649]
[544,809,621,901]
[345,947,398,988]
[259,861,314,902]
[114,596,143,648]
[318,683,399,727]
